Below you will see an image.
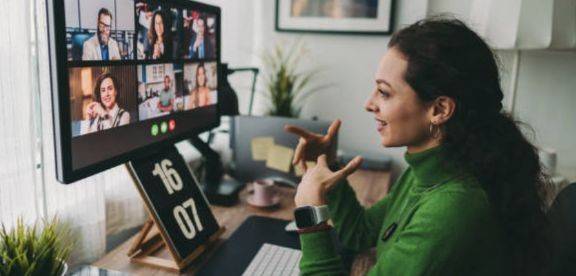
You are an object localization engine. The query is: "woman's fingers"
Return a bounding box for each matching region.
[292,138,307,165]
[284,124,317,140]
[286,124,317,165]
[325,119,341,141]
[317,154,328,167]
[299,159,308,172]
[334,156,363,179]
[323,156,363,191]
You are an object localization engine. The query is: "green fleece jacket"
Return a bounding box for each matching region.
[299,145,511,275]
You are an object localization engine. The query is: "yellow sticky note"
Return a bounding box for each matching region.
[294,161,317,177]
[251,137,274,161]
[265,144,294,173]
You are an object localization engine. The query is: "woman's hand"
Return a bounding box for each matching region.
[193,36,202,51]
[153,44,161,59]
[284,119,341,171]
[295,154,363,207]
[85,102,105,119]
[84,102,96,119]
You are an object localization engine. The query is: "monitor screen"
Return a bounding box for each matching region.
[47,0,221,183]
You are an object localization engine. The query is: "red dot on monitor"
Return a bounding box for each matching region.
[169,120,176,131]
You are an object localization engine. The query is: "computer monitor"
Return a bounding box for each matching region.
[47,0,222,183]
[230,116,335,187]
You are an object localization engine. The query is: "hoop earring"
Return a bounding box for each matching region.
[429,123,441,139]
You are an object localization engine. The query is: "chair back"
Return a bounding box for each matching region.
[548,182,576,275]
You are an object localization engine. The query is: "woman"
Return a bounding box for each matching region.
[187,63,212,109]
[146,10,172,59]
[286,18,549,275]
[82,73,130,134]
[187,16,214,59]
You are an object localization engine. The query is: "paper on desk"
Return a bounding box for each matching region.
[265,144,294,173]
[251,137,275,161]
[294,161,317,176]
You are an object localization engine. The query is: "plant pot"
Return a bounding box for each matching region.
[60,261,68,276]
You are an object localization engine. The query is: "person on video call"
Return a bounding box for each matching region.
[186,63,211,109]
[158,75,174,112]
[136,2,152,55]
[81,73,130,134]
[188,16,214,59]
[287,18,550,275]
[82,8,121,61]
[146,10,173,59]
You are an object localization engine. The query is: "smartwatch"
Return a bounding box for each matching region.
[294,205,330,229]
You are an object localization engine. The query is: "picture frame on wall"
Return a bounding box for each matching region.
[276,0,395,35]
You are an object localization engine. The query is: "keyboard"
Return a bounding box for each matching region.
[242,243,302,276]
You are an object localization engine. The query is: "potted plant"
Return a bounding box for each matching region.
[0,217,73,276]
[261,40,327,118]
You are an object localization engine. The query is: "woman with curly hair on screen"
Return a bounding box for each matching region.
[146,10,173,59]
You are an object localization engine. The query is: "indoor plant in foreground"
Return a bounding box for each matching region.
[0,217,73,276]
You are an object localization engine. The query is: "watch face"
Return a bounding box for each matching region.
[294,206,316,228]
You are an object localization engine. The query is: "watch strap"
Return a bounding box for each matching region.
[296,222,331,234]
[314,205,330,223]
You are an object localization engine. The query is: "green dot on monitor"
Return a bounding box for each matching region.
[161,122,168,133]
[151,124,159,136]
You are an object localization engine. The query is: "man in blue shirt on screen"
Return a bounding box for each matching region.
[82,8,121,61]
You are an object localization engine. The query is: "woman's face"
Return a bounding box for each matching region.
[365,47,433,150]
[154,14,164,37]
[100,77,117,109]
[197,67,206,87]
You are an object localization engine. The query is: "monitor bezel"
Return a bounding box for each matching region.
[46,0,222,184]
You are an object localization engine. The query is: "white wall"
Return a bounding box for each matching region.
[500,50,576,181]
[0,0,41,226]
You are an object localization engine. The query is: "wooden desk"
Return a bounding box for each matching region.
[93,170,391,275]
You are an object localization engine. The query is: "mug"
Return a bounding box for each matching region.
[252,179,276,206]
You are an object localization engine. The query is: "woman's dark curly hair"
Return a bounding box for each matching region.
[148,10,173,56]
[389,18,550,275]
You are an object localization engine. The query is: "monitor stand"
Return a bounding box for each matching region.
[189,135,243,206]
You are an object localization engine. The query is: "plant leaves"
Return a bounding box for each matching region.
[259,39,330,118]
[0,217,73,276]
